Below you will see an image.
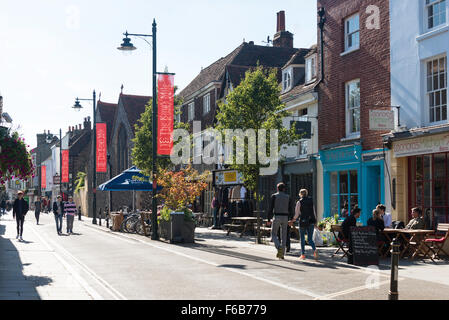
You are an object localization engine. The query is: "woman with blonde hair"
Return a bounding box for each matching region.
[290,189,318,260]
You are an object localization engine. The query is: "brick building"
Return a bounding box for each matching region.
[317,0,391,223]
[179,11,310,216]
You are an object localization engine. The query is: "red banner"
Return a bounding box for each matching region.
[96,123,107,173]
[41,165,46,189]
[61,150,69,183]
[157,74,174,155]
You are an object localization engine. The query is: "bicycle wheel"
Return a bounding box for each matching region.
[124,216,139,233]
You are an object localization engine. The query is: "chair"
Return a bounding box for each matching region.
[331,225,349,259]
[420,223,449,261]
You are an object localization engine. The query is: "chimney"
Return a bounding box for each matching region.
[273,11,293,48]
[83,117,91,130]
[0,96,3,118]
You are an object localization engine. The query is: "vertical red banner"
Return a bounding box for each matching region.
[96,123,107,173]
[41,165,46,189]
[61,150,69,183]
[157,74,174,155]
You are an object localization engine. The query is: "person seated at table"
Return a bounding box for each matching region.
[405,207,425,230]
[340,207,361,264]
[368,209,385,236]
[376,204,392,228]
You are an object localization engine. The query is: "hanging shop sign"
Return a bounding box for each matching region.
[157,74,174,156]
[393,133,449,158]
[369,110,395,131]
[96,123,107,173]
[213,170,244,186]
[41,166,46,189]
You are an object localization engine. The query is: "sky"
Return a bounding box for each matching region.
[0,0,318,149]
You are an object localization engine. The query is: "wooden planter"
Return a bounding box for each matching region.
[158,218,196,244]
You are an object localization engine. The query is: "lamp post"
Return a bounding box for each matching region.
[117,20,161,240]
[72,91,97,224]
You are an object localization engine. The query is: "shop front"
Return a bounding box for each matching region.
[320,145,385,225]
[390,130,449,229]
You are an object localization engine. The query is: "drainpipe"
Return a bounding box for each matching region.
[317,7,326,86]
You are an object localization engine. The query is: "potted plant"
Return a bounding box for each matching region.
[157,165,209,243]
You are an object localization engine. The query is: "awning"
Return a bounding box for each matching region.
[98,166,162,191]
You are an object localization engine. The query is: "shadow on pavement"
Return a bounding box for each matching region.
[0,222,53,300]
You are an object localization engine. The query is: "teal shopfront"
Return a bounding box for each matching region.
[320,145,385,225]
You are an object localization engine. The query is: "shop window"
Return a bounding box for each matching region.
[330,170,359,218]
[409,152,449,228]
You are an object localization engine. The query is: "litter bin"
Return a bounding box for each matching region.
[170,212,185,243]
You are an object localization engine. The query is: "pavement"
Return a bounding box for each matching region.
[1,209,449,300]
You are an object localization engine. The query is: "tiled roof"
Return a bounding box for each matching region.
[97,101,117,143]
[179,43,245,99]
[179,42,304,100]
[119,94,152,135]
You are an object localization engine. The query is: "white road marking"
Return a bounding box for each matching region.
[85,225,324,299]
[314,278,404,300]
[28,225,103,300]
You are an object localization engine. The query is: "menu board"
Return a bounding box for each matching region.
[350,226,379,266]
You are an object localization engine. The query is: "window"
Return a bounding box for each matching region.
[175,108,181,123]
[346,80,361,136]
[203,94,211,115]
[330,170,359,219]
[426,0,447,30]
[344,14,360,52]
[188,102,195,121]
[298,140,308,157]
[426,56,447,123]
[305,55,317,83]
[409,153,449,228]
[283,70,292,92]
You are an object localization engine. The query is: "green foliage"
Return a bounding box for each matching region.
[158,206,194,223]
[132,87,189,177]
[74,171,86,194]
[0,128,34,184]
[215,66,300,193]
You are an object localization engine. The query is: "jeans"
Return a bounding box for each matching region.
[271,215,289,251]
[35,210,40,224]
[300,224,316,255]
[16,214,25,237]
[66,215,74,233]
[54,214,63,234]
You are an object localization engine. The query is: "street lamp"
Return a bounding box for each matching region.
[117,20,163,240]
[71,91,98,225]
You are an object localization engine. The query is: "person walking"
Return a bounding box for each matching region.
[290,189,318,260]
[13,191,29,241]
[34,196,42,225]
[64,196,77,235]
[267,183,294,260]
[0,199,6,215]
[53,195,65,235]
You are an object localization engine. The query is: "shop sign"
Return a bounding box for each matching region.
[320,145,361,164]
[214,170,244,186]
[369,110,395,131]
[394,133,449,158]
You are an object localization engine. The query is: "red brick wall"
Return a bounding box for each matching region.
[182,88,218,133]
[317,0,391,150]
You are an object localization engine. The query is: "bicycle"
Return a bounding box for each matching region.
[133,212,152,236]
[119,212,141,233]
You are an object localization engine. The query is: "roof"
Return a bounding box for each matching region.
[179,42,305,100]
[280,81,318,102]
[97,101,117,143]
[282,49,311,69]
[119,94,152,135]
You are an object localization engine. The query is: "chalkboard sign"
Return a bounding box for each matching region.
[350,226,379,266]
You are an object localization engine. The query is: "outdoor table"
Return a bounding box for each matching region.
[230,217,258,237]
[382,228,402,257]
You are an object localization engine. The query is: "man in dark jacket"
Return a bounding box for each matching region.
[53,195,65,235]
[340,207,361,264]
[13,191,29,241]
[267,183,294,260]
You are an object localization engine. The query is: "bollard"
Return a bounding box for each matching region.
[78,206,82,221]
[388,237,400,300]
[99,208,102,226]
[106,206,109,229]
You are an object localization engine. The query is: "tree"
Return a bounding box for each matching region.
[0,128,34,185]
[215,66,300,242]
[132,87,189,177]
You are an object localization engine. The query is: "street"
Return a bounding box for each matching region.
[1,210,449,301]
